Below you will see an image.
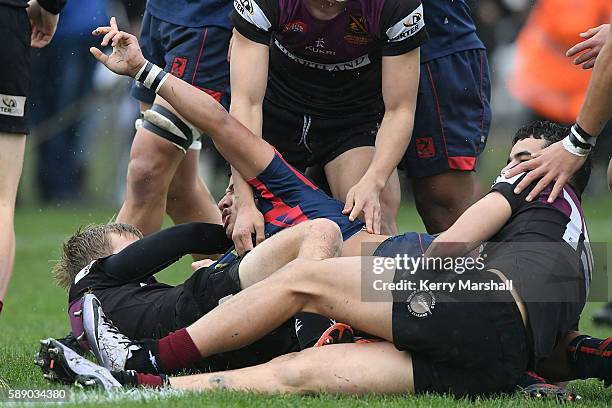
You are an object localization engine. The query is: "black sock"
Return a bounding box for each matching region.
[567,335,612,381]
[124,339,165,374]
[111,370,139,387]
[294,312,335,349]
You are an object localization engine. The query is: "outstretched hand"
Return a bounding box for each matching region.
[90,17,146,77]
[501,141,586,203]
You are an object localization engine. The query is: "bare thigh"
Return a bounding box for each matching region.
[0,134,26,201]
[238,218,341,288]
[295,257,394,341]
[324,147,400,234]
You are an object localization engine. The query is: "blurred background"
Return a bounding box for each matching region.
[17,0,612,212]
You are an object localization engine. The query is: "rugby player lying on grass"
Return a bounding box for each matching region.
[38,121,611,397]
[36,21,611,397]
[54,218,353,374]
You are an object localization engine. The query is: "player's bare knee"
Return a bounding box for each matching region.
[126,157,169,201]
[270,351,317,393]
[304,219,342,255]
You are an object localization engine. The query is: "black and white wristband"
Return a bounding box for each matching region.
[562,123,597,157]
[571,123,597,147]
[134,61,169,93]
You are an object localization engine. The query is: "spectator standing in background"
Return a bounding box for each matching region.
[30,0,109,203]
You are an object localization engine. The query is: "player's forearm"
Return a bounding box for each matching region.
[157,75,233,141]
[104,223,232,282]
[425,192,512,259]
[365,109,413,187]
[577,22,612,136]
[229,100,264,206]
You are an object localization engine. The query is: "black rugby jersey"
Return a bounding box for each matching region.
[0,0,66,13]
[483,172,592,361]
[232,0,428,116]
[68,223,232,339]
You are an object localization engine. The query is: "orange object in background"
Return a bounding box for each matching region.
[509,0,612,124]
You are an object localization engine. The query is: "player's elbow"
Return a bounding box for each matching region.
[230,93,264,113]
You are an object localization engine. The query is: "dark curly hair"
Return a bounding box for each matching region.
[512,120,592,195]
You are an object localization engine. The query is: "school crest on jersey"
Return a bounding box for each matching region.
[344,15,370,45]
[283,20,308,33]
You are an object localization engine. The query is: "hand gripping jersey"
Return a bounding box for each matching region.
[231,0,428,116]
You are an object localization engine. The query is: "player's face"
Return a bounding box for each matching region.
[218,183,235,232]
[507,138,547,166]
[109,232,140,254]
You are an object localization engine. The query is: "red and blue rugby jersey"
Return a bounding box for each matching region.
[214,153,365,267]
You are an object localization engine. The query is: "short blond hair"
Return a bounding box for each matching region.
[53,223,143,289]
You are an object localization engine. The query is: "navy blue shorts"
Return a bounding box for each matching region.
[403,49,491,178]
[131,11,231,108]
[248,153,365,241]
[373,232,434,258]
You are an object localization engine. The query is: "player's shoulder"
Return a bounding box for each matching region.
[380,0,425,42]
[491,171,526,188]
[233,0,277,31]
[380,0,423,21]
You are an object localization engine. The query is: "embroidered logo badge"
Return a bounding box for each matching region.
[406,290,436,318]
[415,137,435,159]
[170,57,188,78]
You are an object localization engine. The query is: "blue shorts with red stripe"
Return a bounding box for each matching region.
[403,49,491,178]
[248,153,365,241]
[131,11,231,108]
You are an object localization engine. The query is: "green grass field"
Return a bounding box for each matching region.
[1,204,611,407]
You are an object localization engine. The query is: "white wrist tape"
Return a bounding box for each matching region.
[562,135,591,157]
[134,60,169,93]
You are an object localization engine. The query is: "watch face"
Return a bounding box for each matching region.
[406,290,436,318]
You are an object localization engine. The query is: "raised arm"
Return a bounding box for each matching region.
[103,223,232,283]
[90,18,275,181]
[343,49,420,233]
[503,18,612,202]
[228,30,270,255]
